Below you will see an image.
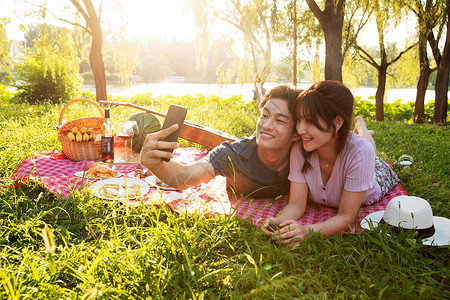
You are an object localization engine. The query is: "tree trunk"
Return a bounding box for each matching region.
[375,64,388,121]
[323,22,343,81]
[433,11,450,125]
[90,31,107,101]
[293,39,297,86]
[414,69,432,123]
[306,0,344,82]
[88,17,106,101]
[434,65,449,125]
[292,0,298,87]
[70,0,107,102]
[414,15,432,124]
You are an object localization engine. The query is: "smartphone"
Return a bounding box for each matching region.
[161,104,187,162]
[267,223,280,233]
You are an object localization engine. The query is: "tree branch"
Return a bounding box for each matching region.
[69,0,89,24]
[343,1,373,57]
[210,4,266,54]
[355,44,380,69]
[24,0,90,34]
[388,43,417,66]
[83,0,100,23]
[427,31,442,64]
[305,0,323,21]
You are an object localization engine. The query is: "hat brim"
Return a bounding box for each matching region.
[361,211,450,246]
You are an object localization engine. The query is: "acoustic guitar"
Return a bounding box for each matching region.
[98,100,238,149]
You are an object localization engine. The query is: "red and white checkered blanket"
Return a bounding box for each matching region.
[10,148,407,233]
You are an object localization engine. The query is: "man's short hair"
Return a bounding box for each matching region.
[258,84,303,119]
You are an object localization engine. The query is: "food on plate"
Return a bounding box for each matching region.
[134,165,153,179]
[154,176,171,188]
[100,184,121,197]
[99,183,142,198]
[85,162,118,178]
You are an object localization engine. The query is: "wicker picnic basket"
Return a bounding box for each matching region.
[58,99,105,161]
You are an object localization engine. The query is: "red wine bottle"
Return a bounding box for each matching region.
[101,108,115,162]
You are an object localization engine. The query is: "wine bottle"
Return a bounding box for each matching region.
[101,107,115,162]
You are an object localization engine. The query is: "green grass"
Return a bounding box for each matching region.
[0,92,449,298]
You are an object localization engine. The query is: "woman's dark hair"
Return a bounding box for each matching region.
[294,80,354,173]
[259,84,302,119]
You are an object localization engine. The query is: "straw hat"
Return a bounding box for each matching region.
[361,196,450,246]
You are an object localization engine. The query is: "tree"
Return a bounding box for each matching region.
[69,0,106,101]
[103,37,139,85]
[0,19,11,72]
[305,0,345,81]
[271,0,320,86]
[14,27,81,103]
[137,54,174,81]
[191,0,274,86]
[354,0,415,121]
[404,0,443,123]
[37,0,107,101]
[429,0,449,125]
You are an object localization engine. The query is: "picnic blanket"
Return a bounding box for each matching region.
[10,148,407,233]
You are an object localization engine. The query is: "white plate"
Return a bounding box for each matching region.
[89,177,150,200]
[126,171,136,178]
[144,175,178,191]
[74,170,123,179]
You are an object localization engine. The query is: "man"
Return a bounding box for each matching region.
[140,84,301,198]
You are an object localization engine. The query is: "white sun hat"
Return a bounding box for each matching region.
[361,195,450,246]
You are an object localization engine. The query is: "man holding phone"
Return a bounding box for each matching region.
[140,84,301,198]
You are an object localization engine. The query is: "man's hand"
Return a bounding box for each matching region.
[140,124,179,170]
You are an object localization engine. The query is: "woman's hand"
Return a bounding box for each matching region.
[274,220,311,246]
[261,218,281,235]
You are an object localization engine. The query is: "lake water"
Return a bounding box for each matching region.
[5,82,435,103]
[81,82,436,104]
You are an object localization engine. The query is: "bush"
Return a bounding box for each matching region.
[13,27,81,104]
[354,97,449,124]
[0,71,11,84]
[82,71,120,84]
[0,84,13,102]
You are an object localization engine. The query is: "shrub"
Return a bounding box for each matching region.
[82,71,120,83]
[0,84,13,102]
[13,27,81,104]
[0,71,11,84]
[354,97,449,124]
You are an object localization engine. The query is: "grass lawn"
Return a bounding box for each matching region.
[0,93,449,299]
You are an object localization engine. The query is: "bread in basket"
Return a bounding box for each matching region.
[58,99,105,161]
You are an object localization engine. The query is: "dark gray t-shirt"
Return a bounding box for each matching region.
[204,136,289,198]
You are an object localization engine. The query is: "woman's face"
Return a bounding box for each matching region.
[295,115,335,152]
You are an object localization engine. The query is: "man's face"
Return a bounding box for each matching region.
[256,98,297,150]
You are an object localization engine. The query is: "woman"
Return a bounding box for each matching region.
[262,80,399,246]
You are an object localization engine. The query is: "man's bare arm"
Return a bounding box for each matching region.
[140,124,216,189]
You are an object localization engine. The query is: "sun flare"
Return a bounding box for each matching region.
[123,0,196,41]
